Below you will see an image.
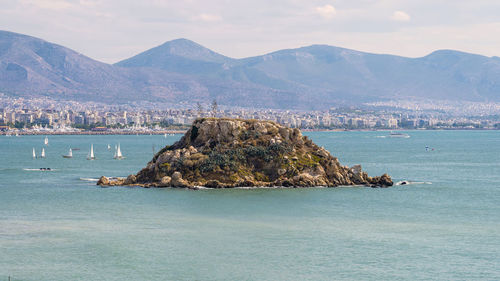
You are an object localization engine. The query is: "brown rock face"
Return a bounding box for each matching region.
[98,118,393,188]
[123,174,137,185]
[171,171,189,187]
[97,176,109,185]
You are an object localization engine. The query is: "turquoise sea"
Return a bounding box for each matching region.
[0,131,499,280]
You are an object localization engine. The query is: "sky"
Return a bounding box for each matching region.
[2,0,500,63]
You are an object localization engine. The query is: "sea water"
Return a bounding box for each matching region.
[0,131,499,280]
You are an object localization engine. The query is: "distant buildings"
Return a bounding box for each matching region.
[1,96,500,132]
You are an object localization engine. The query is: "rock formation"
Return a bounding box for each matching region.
[98,118,392,188]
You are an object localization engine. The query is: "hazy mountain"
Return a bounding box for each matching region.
[117,41,500,105]
[116,38,233,76]
[2,30,500,109]
[0,30,129,101]
[0,31,213,104]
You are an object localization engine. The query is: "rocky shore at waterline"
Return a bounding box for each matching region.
[98,118,392,189]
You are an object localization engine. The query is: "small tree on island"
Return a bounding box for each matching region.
[211,99,218,117]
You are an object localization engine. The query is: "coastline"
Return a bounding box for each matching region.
[0,130,186,136]
[1,128,498,136]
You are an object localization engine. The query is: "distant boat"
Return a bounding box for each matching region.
[396,180,410,185]
[24,168,54,171]
[44,136,48,145]
[87,144,95,160]
[15,133,19,137]
[107,144,111,150]
[389,131,410,138]
[41,148,46,158]
[62,148,73,158]
[32,147,36,159]
[114,143,124,159]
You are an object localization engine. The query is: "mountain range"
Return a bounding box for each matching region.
[1,30,500,109]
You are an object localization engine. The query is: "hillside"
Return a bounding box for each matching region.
[0,31,209,104]
[2,30,500,109]
[115,38,233,75]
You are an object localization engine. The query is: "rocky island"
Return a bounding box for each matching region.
[98,118,392,188]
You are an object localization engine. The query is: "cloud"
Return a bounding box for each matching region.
[79,0,97,7]
[21,0,73,11]
[316,4,337,20]
[193,13,222,22]
[391,11,411,22]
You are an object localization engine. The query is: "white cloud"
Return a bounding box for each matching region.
[316,4,337,20]
[193,13,222,22]
[391,11,411,22]
[21,0,73,11]
[79,0,97,7]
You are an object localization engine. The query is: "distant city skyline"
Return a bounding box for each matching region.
[1,0,500,63]
[3,95,500,132]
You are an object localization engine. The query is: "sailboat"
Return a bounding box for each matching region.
[32,147,36,159]
[41,148,46,158]
[114,143,124,159]
[44,136,48,145]
[87,144,95,160]
[62,148,73,158]
[107,144,111,150]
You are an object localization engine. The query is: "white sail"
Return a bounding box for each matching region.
[87,144,95,160]
[63,148,73,158]
[32,147,36,159]
[114,143,123,159]
[116,144,122,157]
[44,136,48,145]
[41,148,45,158]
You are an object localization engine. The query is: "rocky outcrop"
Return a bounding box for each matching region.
[99,118,392,188]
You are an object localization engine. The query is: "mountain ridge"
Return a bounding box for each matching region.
[1,30,500,109]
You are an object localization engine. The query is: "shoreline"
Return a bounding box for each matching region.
[1,128,498,136]
[0,130,186,136]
